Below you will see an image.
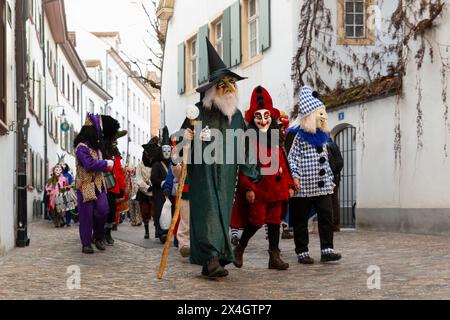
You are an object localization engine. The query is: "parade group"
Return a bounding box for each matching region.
[45,40,344,279]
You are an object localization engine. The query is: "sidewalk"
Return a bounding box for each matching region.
[1,220,449,299]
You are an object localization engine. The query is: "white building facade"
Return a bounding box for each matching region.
[0,0,16,255]
[64,30,154,166]
[159,0,300,132]
[160,0,450,236]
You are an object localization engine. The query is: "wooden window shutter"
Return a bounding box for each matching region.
[259,0,271,52]
[230,1,241,67]
[222,7,232,67]
[177,42,185,94]
[197,24,209,85]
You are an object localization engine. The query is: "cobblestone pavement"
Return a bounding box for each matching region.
[1,220,450,300]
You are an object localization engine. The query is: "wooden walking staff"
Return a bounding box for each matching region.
[158,105,199,279]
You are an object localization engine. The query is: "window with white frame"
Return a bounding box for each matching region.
[190,38,197,89]
[214,20,223,59]
[107,68,112,91]
[122,82,125,102]
[345,0,365,38]
[248,0,259,58]
[89,99,95,114]
[115,75,119,97]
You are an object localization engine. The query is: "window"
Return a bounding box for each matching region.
[133,93,136,111]
[138,128,141,145]
[122,116,125,129]
[214,20,223,59]
[0,0,5,125]
[76,89,80,112]
[337,0,376,45]
[345,0,365,38]
[138,98,141,116]
[133,125,136,142]
[61,66,65,94]
[122,82,125,102]
[89,99,95,114]
[107,68,112,91]
[187,37,198,91]
[248,0,259,58]
[115,76,119,97]
[72,82,75,107]
[67,74,70,100]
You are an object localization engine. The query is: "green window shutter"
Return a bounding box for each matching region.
[259,0,271,52]
[177,42,185,94]
[222,7,231,68]
[197,24,209,85]
[230,1,241,67]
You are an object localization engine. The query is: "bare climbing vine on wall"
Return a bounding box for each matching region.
[291,0,448,157]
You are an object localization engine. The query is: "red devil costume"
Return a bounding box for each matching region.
[231,86,294,270]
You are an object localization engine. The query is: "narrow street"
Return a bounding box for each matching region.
[1,221,449,300]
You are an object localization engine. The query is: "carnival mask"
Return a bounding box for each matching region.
[54,165,62,177]
[162,145,171,160]
[216,75,237,97]
[254,109,272,133]
[316,107,330,133]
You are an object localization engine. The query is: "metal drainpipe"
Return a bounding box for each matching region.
[15,0,30,247]
[42,0,48,219]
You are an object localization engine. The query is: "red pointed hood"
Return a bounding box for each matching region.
[245,86,281,123]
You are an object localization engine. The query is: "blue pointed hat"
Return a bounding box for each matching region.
[298,86,325,116]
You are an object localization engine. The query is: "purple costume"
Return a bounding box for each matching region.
[75,114,110,247]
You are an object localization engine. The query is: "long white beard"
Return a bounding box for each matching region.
[203,87,238,124]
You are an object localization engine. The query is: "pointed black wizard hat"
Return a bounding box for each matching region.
[196,37,247,93]
[161,126,171,146]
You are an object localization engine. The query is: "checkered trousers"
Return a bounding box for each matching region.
[287,134,335,198]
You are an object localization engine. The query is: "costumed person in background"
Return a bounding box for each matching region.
[45,163,68,228]
[231,86,294,271]
[151,126,171,244]
[61,161,75,227]
[74,113,113,254]
[327,136,344,232]
[136,136,159,239]
[182,39,258,278]
[163,137,190,257]
[287,86,342,264]
[126,165,142,227]
[278,112,294,239]
[100,115,127,246]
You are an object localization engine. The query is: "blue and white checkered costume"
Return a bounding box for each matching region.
[288,134,335,198]
[299,86,325,116]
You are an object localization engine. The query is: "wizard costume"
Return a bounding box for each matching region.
[74,114,111,253]
[181,39,258,277]
[287,86,341,263]
[231,86,294,270]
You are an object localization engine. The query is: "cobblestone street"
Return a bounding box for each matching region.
[1,220,450,300]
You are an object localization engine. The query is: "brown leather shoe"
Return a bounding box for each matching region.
[202,256,228,278]
[233,244,245,268]
[268,249,289,270]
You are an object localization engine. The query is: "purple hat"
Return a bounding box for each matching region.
[84,113,102,136]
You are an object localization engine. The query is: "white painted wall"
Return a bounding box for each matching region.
[161,0,301,133]
[26,2,46,224]
[0,0,16,255]
[69,29,153,166]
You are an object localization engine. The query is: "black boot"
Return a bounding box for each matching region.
[267,224,289,270]
[105,227,114,245]
[233,224,260,268]
[144,224,150,239]
[94,239,106,251]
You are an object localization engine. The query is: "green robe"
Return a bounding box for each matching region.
[184,104,258,266]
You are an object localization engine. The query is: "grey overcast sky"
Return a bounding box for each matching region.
[65,0,160,73]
